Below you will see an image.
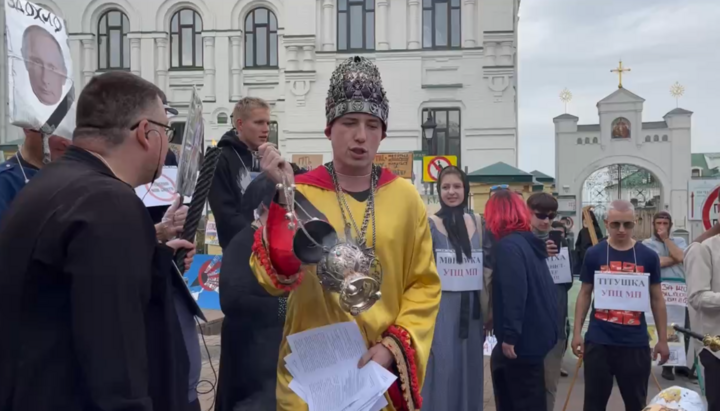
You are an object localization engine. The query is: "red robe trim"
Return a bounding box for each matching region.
[381,325,422,411]
[295,165,398,191]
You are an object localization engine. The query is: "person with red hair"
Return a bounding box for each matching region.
[486,189,558,411]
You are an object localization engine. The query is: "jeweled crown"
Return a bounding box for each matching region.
[325,56,389,129]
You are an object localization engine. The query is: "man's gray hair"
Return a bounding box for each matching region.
[607,199,635,213]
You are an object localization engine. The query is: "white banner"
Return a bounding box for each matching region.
[594,272,651,312]
[547,248,572,284]
[436,249,483,292]
[134,166,191,207]
[647,281,687,367]
[5,0,75,132]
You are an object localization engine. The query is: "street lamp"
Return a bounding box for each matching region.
[422,112,437,142]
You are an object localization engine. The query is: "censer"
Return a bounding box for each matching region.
[275,174,383,316]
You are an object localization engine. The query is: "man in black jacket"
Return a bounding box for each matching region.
[209,97,271,249]
[0,71,199,411]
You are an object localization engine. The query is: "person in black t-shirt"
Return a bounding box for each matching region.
[572,199,670,411]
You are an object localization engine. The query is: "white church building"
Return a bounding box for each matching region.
[554,86,692,237]
[0,0,521,174]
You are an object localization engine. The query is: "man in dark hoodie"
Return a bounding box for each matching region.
[208,97,271,249]
[486,189,558,411]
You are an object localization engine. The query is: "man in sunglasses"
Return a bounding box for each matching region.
[527,192,572,411]
[572,199,669,411]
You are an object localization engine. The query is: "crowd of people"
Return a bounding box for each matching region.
[0,56,717,411]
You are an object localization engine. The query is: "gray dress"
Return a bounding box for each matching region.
[421,216,484,411]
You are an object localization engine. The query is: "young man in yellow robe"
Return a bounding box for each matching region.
[250,56,441,411]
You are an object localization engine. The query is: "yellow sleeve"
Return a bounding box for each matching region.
[395,197,442,380]
[249,253,287,297]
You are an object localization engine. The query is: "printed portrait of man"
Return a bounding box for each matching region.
[21,25,67,106]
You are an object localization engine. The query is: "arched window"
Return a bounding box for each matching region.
[576,138,582,144]
[245,8,278,68]
[653,135,659,142]
[170,9,203,69]
[98,10,130,70]
[423,0,461,49]
[592,137,598,144]
[662,135,668,142]
[584,137,590,144]
[338,0,375,51]
[269,121,279,145]
[645,135,651,142]
[217,113,229,125]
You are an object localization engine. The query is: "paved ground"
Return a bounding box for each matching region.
[197,331,701,411]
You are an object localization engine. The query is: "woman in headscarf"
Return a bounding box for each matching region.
[215,171,294,411]
[421,166,486,411]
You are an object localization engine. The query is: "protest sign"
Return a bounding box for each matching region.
[292,154,324,171]
[435,249,483,292]
[647,279,687,367]
[205,219,219,246]
[594,272,651,312]
[547,248,572,284]
[134,167,192,207]
[374,153,413,179]
[184,254,222,310]
[5,0,75,134]
[176,87,204,196]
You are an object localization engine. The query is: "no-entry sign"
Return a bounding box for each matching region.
[422,155,458,182]
[702,185,720,229]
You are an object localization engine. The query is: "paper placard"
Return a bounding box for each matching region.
[436,249,483,292]
[547,248,572,284]
[483,335,497,357]
[5,0,75,133]
[594,272,651,312]
[661,282,687,306]
[134,166,192,207]
[292,154,324,171]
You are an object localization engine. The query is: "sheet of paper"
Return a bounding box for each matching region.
[342,362,397,411]
[286,321,368,379]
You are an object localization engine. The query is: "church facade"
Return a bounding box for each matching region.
[553,87,692,237]
[0,0,521,173]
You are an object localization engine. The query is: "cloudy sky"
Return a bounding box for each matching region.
[517,0,720,176]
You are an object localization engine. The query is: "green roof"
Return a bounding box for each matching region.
[530,170,554,183]
[468,162,534,183]
[692,153,720,177]
[0,138,23,148]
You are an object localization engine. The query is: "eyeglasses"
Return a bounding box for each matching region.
[131,119,175,142]
[608,221,635,230]
[490,185,509,192]
[534,212,557,221]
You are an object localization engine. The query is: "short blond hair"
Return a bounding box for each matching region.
[233,97,270,122]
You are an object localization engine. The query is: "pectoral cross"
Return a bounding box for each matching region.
[611,60,631,89]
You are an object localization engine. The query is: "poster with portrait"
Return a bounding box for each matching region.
[5,0,75,133]
[176,86,204,196]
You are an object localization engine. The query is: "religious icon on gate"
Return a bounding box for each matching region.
[611,117,631,139]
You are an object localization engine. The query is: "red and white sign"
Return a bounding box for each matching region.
[688,179,720,222]
[428,157,451,181]
[135,166,192,208]
[701,185,720,229]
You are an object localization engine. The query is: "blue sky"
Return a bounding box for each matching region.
[517,0,720,176]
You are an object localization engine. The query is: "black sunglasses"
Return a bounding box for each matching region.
[131,119,175,141]
[534,212,557,221]
[609,221,635,230]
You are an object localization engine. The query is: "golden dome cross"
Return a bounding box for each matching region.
[611,60,631,89]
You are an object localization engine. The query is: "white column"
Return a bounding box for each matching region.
[407,0,420,49]
[155,38,168,94]
[377,0,390,50]
[287,45,300,71]
[230,34,242,101]
[129,37,141,76]
[302,45,315,71]
[463,0,477,47]
[322,0,334,51]
[81,39,95,86]
[202,35,216,102]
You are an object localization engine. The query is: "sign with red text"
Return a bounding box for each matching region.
[547,248,572,284]
[661,282,687,306]
[594,272,651,312]
[436,249,483,292]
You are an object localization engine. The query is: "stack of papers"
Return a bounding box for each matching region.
[284,321,397,411]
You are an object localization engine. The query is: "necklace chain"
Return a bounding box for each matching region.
[326,162,378,251]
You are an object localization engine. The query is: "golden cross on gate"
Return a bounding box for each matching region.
[611,60,631,89]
